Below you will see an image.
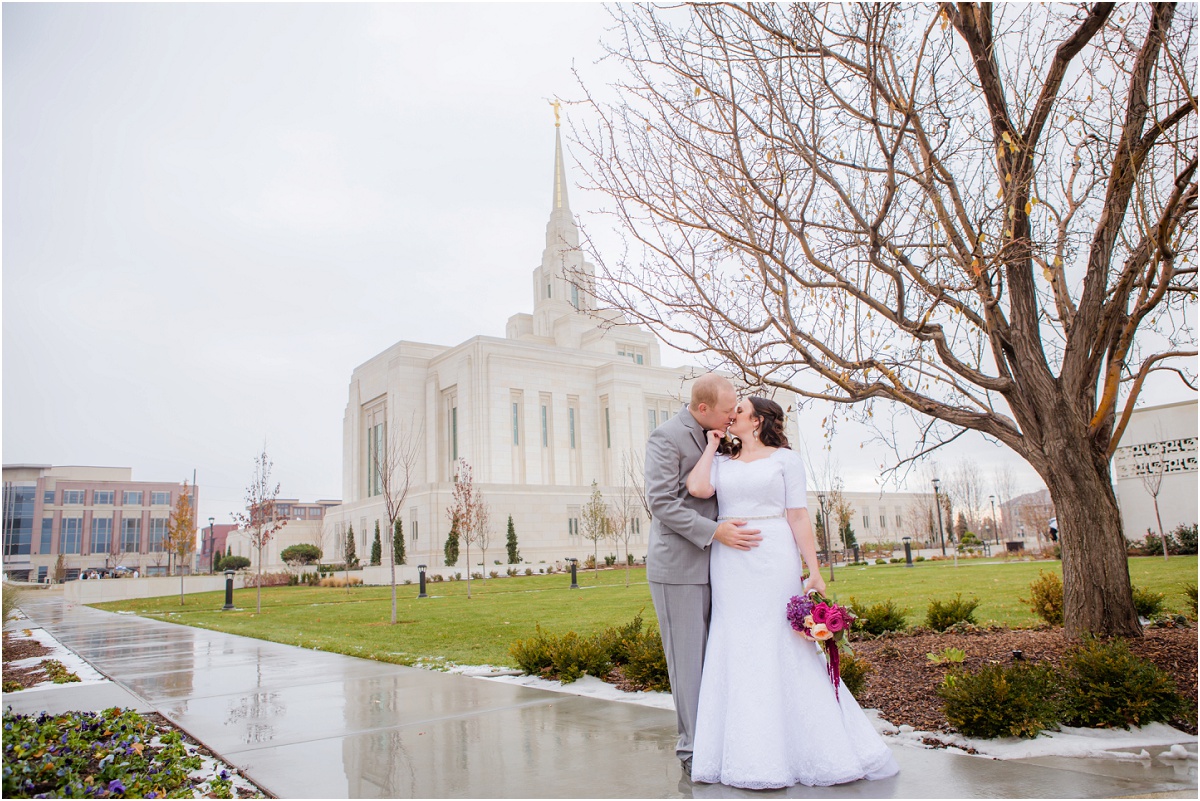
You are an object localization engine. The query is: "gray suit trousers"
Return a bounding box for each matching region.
[649,580,711,760]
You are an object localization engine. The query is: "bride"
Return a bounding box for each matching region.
[685,396,899,788]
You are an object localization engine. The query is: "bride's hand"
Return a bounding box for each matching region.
[804,572,826,597]
[706,429,724,449]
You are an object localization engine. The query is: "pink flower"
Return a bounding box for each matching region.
[802,614,815,630]
[824,607,850,633]
[810,623,833,641]
[810,603,830,625]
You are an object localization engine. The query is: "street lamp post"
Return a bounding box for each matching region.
[417,564,427,598]
[989,496,998,544]
[932,478,946,556]
[207,517,215,573]
[566,557,579,590]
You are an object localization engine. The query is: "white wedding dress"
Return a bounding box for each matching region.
[691,448,899,788]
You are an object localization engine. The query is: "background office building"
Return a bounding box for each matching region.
[2,465,198,582]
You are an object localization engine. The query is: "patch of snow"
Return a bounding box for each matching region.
[6,626,108,687]
[881,721,1196,761]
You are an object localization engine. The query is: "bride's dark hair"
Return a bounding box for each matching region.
[749,397,790,449]
[717,396,790,457]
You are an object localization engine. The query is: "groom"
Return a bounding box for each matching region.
[644,373,762,774]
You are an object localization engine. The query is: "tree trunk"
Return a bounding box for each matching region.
[1152,497,1168,562]
[1038,427,1141,638]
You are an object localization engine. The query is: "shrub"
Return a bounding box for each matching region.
[938,661,1060,739]
[1172,523,1198,555]
[838,653,871,697]
[1131,585,1165,618]
[318,576,363,588]
[874,558,886,565]
[280,544,322,566]
[889,557,903,564]
[617,630,670,691]
[510,626,558,676]
[42,659,81,684]
[525,568,533,576]
[221,556,251,571]
[2,584,21,622]
[926,594,980,631]
[914,555,926,562]
[242,571,291,588]
[927,647,966,665]
[1058,637,1183,728]
[604,554,617,567]
[471,572,483,580]
[850,597,908,635]
[543,632,611,684]
[584,554,597,569]
[1021,571,1064,626]
[1184,583,1198,617]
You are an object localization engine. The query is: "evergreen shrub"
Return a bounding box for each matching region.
[850,597,909,635]
[838,654,871,697]
[938,661,1059,739]
[1021,570,1064,626]
[221,556,251,571]
[1058,637,1184,729]
[1131,585,1166,618]
[926,593,980,631]
[1184,583,1198,616]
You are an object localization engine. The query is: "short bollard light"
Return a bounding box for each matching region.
[222,569,235,611]
[418,564,428,599]
[902,536,913,568]
[566,557,579,590]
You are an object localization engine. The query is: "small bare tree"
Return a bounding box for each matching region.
[476,499,492,577]
[580,480,608,570]
[447,459,484,598]
[992,465,1020,541]
[166,482,197,605]
[371,412,422,623]
[612,453,641,584]
[947,460,987,533]
[233,448,287,614]
[1140,445,1169,561]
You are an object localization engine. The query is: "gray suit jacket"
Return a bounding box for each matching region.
[645,406,719,585]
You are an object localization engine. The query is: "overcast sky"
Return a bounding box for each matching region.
[7,2,1178,528]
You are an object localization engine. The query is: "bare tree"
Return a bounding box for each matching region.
[991,465,1020,541]
[611,453,640,585]
[947,460,987,533]
[233,448,287,614]
[581,480,609,570]
[446,459,484,599]
[476,499,492,576]
[1140,445,1169,561]
[576,3,1196,636]
[371,411,423,623]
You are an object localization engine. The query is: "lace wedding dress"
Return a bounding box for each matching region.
[691,448,899,789]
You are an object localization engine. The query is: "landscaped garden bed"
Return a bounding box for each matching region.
[1,707,268,798]
[851,624,1197,736]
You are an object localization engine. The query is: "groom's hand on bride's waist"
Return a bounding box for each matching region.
[712,521,763,550]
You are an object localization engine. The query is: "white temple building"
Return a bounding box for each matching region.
[321,123,938,572]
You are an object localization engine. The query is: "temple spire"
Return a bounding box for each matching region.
[550,100,571,213]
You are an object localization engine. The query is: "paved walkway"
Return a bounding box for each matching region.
[5,592,1197,798]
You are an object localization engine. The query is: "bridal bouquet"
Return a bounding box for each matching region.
[786,592,856,699]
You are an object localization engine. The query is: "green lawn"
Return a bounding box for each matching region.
[92,556,1197,668]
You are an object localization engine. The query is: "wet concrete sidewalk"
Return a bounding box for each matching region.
[6,592,1197,799]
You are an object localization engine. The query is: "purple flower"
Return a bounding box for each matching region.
[785,595,815,631]
[107,779,126,795]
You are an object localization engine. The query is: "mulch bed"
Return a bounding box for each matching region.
[851,624,1198,735]
[2,630,54,689]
